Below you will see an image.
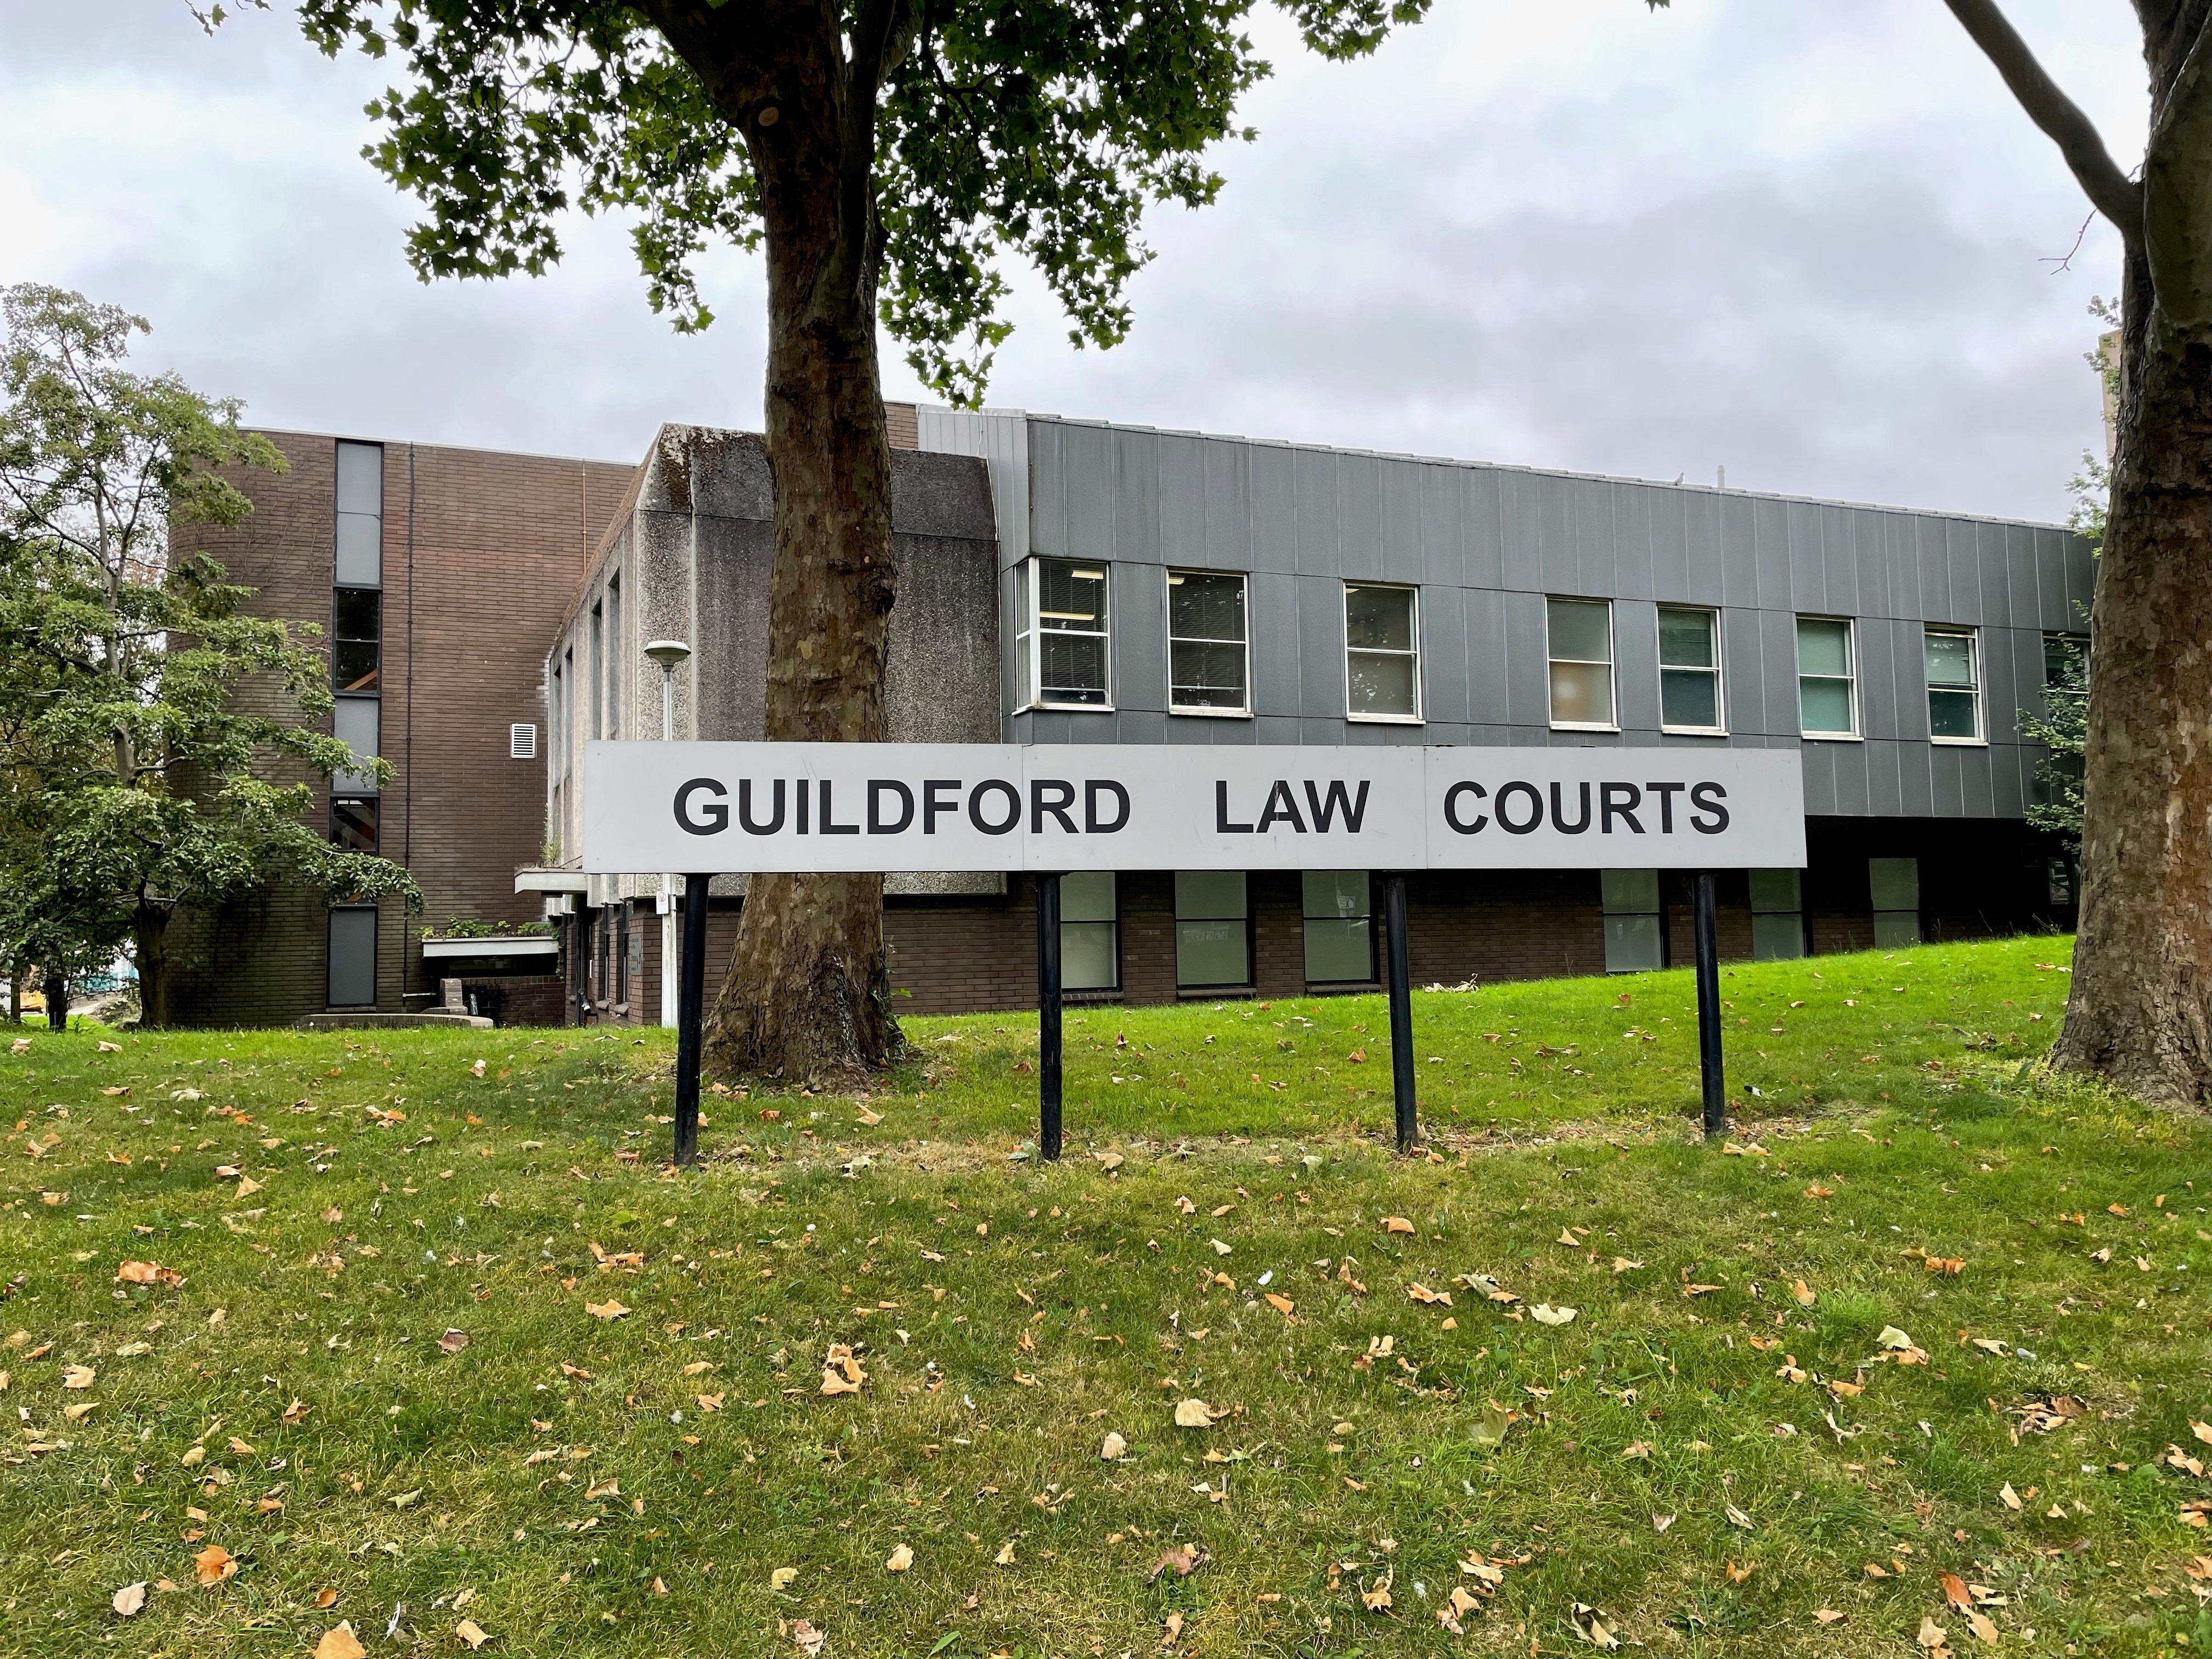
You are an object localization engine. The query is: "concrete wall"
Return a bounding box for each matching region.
[921,411,2096,823]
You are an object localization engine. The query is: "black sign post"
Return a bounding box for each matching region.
[1383,871,1418,1153]
[1692,870,1726,1136]
[672,872,711,1166]
[1036,872,1064,1161]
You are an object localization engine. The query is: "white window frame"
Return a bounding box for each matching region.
[1545,596,1619,732]
[1342,582,1423,725]
[1924,625,1985,746]
[1655,604,1726,736]
[1165,569,1251,718]
[1795,615,1861,741]
[1017,556,1114,712]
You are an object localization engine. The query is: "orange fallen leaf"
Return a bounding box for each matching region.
[193,1544,236,1587]
[313,1623,368,1659]
[584,1300,630,1321]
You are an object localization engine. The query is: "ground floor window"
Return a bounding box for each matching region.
[1175,871,1250,988]
[327,905,376,1007]
[1302,871,1374,983]
[1749,868,1805,961]
[1059,872,1120,991]
[1601,870,1663,973]
[2045,856,2075,909]
[1870,857,1922,947]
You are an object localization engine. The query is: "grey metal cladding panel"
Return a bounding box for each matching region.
[1248,444,1300,577]
[1458,466,1506,591]
[1153,430,1205,567]
[1058,424,1119,563]
[1899,517,1942,622]
[1861,617,1910,742]
[1550,475,1615,597]
[1335,452,1385,579]
[1461,585,1513,726]
[1718,492,1760,609]
[1613,601,1661,731]
[1861,732,1904,817]
[1113,560,1165,714]
[1375,458,1427,585]
[1420,585,1471,725]
[1611,486,1656,602]
[1989,740,2029,815]
[1780,499,1823,612]
[1821,504,1865,617]
[1027,420,1066,559]
[1203,437,1255,572]
[1798,741,1837,815]
[1248,571,1302,718]
[1098,427,1156,570]
[1296,575,1347,719]
[1970,521,2011,628]
[1927,743,1967,818]
[1750,608,1796,738]
[1491,469,1542,592]
[1985,628,2032,743]
[1293,449,1344,578]
[1751,495,1792,612]
[1645,488,1692,603]
[1939,519,1982,625]
[2062,527,2097,622]
[1958,747,1997,817]
[1115,709,1167,744]
[1255,714,1302,744]
[1417,463,1468,589]
[1501,589,1551,729]
[1828,738,1874,815]
[1894,730,1935,816]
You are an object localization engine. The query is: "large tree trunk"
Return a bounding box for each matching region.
[2049,7,2212,1104]
[42,973,69,1031]
[133,907,172,1030]
[653,2,905,1082]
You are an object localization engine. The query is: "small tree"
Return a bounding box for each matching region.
[0,285,420,1025]
[216,0,1436,1081]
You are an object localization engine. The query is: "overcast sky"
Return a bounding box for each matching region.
[1,1,2142,523]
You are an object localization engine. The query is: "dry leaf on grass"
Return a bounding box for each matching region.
[1572,1602,1622,1650]
[314,1587,338,1609]
[1359,1572,1392,1612]
[791,1620,827,1657]
[995,1541,1016,1566]
[456,1618,492,1649]
[116,1260,183,1288]
[1164,1609,1185,1641]
[61,1364,94,1389]
[1998,1483,2022,1510]
[1150,1543,1206,1581]
[584,1301,630,1322]
[1966,1609,2000,1645]
[885,1543,913,1572]
[821,1344,867,1396]
[1531,1303,1578,1327]
[771,1567,798,1590]
[439,1329,470,1353]
[313,1624,368,1659]
[1407,1283,1452,1306]
[192,1544,236,1585]
[1917,1616,1949,1651]
[1381,1216,1415,1235]
[1101,1431,1128,1460]
[1813,1609,1846,1625]
[1173,1398,1217,1428]
[111,1582,146,1618]
[856,1107,884,1126]
[1942,1573,1972,1611]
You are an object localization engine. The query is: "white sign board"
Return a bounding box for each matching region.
[582,742,1804,873]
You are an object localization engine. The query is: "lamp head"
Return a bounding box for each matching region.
[642,638,692,670]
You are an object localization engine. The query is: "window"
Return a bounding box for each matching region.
[1059,872,1120,992]
[1175,871,1250,988]
[1870,857,1921,947]
[1749,868,1805,961]
[327,905,377,1007]
[1017,557,1110,708]
[511,723,538,760]
[2044,631,2088,687]
[1167,571,1248,714]
[333,694,379,795]
[1657,606,1723,732]
[605,575,623,740]
[1600,870,1664,973]
[589,601,604,740]
[332,586,380,692]
[334,441,382,588]
[558,648,573,776]
[330,797,379,855]
[1547,599,1616,728]
[1796,617,1857,736]
[1925,627,1982,742]
[2045,856,2076,908]
[1344,583,1420,720]
[1302,872,1374,984]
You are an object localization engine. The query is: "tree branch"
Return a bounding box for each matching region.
[1942,0,2144,251]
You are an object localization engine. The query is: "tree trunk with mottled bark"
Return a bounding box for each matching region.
[644,1,910,1082]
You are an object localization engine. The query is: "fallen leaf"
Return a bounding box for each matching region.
[1813,1609,1846,1625]
[856,1106,883,1126]
[1263,1291,1294,1314]
[791,1620,826,1657]
[1725,1560,1753,1584]
[1725,1504,1753,1530]
[116,1260,184,1288]
[111,1582,147,1618]
[1878,1326,1916,1350]
[456,1619,491,1650]
[1942,1572,1971,1611]
[1361,1572,1392,1612]
[771,1566,799,1590]
[1573,1602,1622,1650]
[1791,1279,1816,1306]
[1173,1398,1216,1429]
[1407,1283,1452,1306]
[1918,1616,1949,1651]
[61,1364,95,1389]
[193,1543,236,1586]
[2193,1420,2212,1447]
[313,1625,369,1659]
[439,1329,470,1354]
[584,1301,630,1321]
[1998,1483,2021,1510]
[1164,1609,1186,1641]
[995,1541,1016,1566]
[1382,1216,1415,1235]
[1531,1303,1578,1327]
[821,1342,867,1396]
[1101,1431,1128,1460]
[1151,1543,1205,1580]
[885,1542,913,1572]
[1966,1609,2000,1645]
[314,1588,338,1609]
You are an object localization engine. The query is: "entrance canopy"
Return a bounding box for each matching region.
[582,742,1805,875]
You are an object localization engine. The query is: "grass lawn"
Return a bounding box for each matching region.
[5,934,2212,1658]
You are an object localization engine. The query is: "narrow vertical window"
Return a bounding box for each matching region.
[1748,869,1805,961]
[327,905,377,1007]
[1031,558,1110,707]
[1174,872,1250,988]
[1012,561,1034,709]
[1344,583,1420,720]
[1547,599,1616,728]
[1925,627,1982,741]
[1796,617,1857,736]
[1657,606,1723,732]
[589,601,605,741]
[329,797,379,855]
[334,441,383,588]
[1167,571,1249,714]
[1870,857,1921,947]
[1059,872,1120,992]
[1600,870,1663,973]
[549,662,565,780]
[605,575,623,740]
[1302,872,1374,984]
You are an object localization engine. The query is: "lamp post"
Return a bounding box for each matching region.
[643,639,692,1028]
